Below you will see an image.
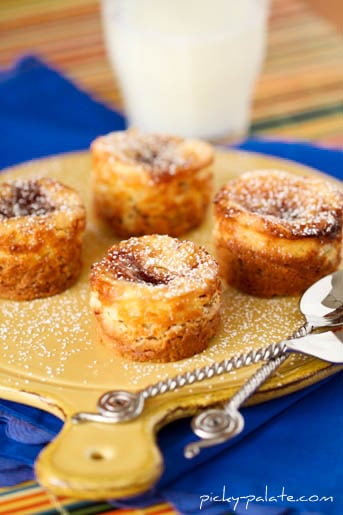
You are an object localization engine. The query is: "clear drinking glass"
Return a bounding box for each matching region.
[101,0,270,141]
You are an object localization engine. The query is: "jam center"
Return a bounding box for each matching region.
[107,250,172,286]
[0,181,55,219]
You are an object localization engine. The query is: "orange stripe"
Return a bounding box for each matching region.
[4,499,57,515]
[0,490,46,508]
[0,4,99,31]
[0,490,68,513]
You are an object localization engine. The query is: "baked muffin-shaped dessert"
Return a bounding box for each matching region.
[91,129,214,237]
[90,235,222,362]
[214,170,343,297]
[0,177,86,301]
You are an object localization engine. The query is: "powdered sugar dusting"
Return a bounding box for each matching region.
[93,129,194,178]
[91,235,219,296]
[0,284,91,381]
[0,177,85,226]
[0,276,304,390]
[215,170,343,237]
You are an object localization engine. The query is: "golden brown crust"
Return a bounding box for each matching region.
[213,170,343,297]
[0,177,86,300]
[90,235,222,362]
[98,310,221,362]
[91,129,214,237]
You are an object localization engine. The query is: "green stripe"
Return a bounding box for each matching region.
[29,507,64,515]
[0,482,38,497]
[70,503,115,515]
[251,103,343,132]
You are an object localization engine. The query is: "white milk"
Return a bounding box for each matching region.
[102,0,269,140]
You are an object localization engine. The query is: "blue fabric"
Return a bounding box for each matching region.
[238,140,342,181]
[0,56,342,515]
[0,55,126,169]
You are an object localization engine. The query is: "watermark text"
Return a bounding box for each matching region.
[199,485,334,511]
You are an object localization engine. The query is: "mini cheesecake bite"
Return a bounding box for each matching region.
[90,235,222,362]
[91,129,214,237]
[0,177,86,300]
[213,170,342,297]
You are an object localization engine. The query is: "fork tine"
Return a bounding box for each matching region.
[325,304,343,319]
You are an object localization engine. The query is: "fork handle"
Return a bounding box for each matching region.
[228,353,288,410]
[185,322,315,458]
[226,323,313,413]
[184,353,288,458]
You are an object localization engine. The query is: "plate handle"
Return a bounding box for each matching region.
[35,416,163,499]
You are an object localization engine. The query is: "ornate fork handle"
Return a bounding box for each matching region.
[71,327,302,425]
[184,322,313,458]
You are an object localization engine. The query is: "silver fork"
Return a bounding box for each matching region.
[184,270,343,458]
[184,305,343,458]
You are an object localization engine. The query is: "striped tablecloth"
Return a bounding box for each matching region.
[1,0,342,147]
[0,481,175,515]
[0,1,342,514]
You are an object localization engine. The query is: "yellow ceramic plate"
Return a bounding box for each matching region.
[0,150,341,500]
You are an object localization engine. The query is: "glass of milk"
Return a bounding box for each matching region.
[101,0,270,140]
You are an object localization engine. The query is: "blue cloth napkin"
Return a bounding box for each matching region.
[0,56,342,515]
